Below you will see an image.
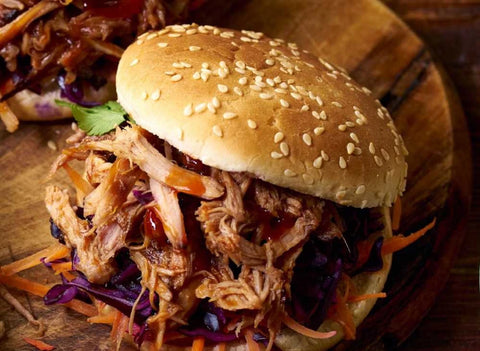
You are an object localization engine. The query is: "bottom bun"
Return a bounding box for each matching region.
[274,207,392,351]
[7,83,116,121]
[159,207,392,351]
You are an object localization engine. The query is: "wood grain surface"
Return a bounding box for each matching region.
[0,0,474,350]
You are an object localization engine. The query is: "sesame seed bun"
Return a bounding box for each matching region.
[116,24,407,208]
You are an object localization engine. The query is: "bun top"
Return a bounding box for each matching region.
[116,24,408,208]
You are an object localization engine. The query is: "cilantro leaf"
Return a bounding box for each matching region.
[56,100,133,136]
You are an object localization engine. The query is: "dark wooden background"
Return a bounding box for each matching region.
[382,1,480,350]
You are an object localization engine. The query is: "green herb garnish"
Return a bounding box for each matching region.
[56,100,133,136]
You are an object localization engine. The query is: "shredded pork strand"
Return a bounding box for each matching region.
[45,126,333,349]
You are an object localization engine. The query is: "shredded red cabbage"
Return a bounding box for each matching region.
[132,189,154,205]
[58,74,100,108]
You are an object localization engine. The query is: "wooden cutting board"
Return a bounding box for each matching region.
[0,0,471,350]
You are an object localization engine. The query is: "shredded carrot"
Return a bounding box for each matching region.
[51,262,73,274]
[62,163,94,201]
[0,101,19,133]
[348,292,387,303]
[216,343,227,351]
[355,240,375,270]
[0,243,67,276]
[244,329,260,351]
[341,273,355,300]
[111,310,129,350]
[191,337,205,351]
[0,273,51,297]
[392,197,402,231]
[44,245,71,263]
[88,312,116,325]
[23,337,55,350]
[332,290,355,340]
[59,271,76,282]
[382,218,436,255]
[0,273,96,317]
[282,314,336,339]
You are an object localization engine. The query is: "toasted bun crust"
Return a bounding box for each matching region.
[117,24,407,208]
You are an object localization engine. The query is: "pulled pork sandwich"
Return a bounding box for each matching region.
[0,0,200,131]
[42,24,409,350]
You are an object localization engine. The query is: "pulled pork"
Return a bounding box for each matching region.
[45,126,338,349]
[0,0,192,109]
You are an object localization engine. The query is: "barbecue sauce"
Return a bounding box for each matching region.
[165,168,206,197]
[83,0,143,18]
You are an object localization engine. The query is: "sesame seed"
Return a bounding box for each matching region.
[291,92,302,100]
[130,58,139,66]
[301,104,309,112]
[274,132,284,143]
[186,29,197,35]
[200,72,210,82]
[326,72,338,79]
[284,169,297,177]
[271,151,283,159]
[339,157,347,169]
[369,142,376,154]
[321,150,329,161]
[315,96,324,107]
[313,157,323,169]
[280,82,289,89]
[168,33,181,38]
[275,88,287,94]
[395,156,402,165]
[171,74,183,82]
[217,84,229,93]
[223,112,237,120]
[234,87,243,96]
[314,127,325,135]
[176,128,184,140]
[212,125,223,137]
[356,185,366,195]
[146,32,158,40]
[235,60,246,69]
[193,72,201,80]
[302,174,314,185]
[354,110,367,121]
[172,62,184,69]
[280,99,290,108]
[345,121,355,127]
[265,59,275,66]
[220,31,234,38]
[151,90,161,101]
[362,86,372,95]
[212,96,220,108]
[280,142,289,156]
[269,40,280,47]
[347,143,355,154]
[184,103,193,116]
[47,140,57,151]
[136,39,144,45]
[374,155,383,167]
[350,132,359,143]
[338,124,347,131]
[250,85,262,92]
[320,111,327,120]
[361,200,368,209]
[171,25,186,32]
[332,101,343,108]
[273,76,282,83]
[239,77,248,85]
[165,71,175,76]
[356,118,364,125]
[255,81,266,88]
[381,148,390,161]
[260,93,273,100]
[312,111,320,119]
[266,78,275,86]
[336,190,347,200]
[195,103,207,113]
[394,146,400,155]
[353,147,362,155]
[247,119,257,129]
[302,133,312,146]
[141,91,148,100]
